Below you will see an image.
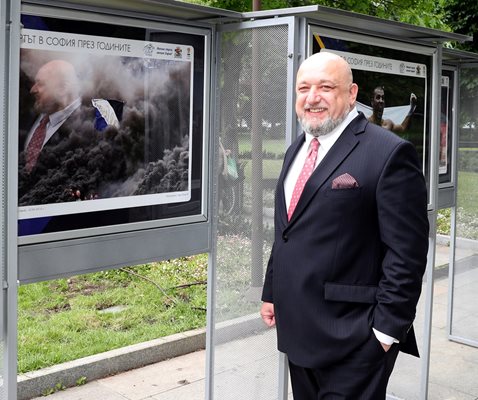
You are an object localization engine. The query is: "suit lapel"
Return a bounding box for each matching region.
[287,114,366,225]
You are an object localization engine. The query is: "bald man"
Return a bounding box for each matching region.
[31,60,80,115]
[260,52,429,399]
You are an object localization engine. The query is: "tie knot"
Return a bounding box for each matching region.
[39,115,50,126]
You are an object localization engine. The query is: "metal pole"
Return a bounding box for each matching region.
[419,44,442,400]
[246,0,264,298]
[2,0,21,398]
[249,27,264,295]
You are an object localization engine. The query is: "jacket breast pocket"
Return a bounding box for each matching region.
[324,187,361,198]
[324,282,377,304]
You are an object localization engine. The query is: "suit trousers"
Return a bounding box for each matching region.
[288,336,400,400]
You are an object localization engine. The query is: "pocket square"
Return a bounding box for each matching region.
[332,173,359,189]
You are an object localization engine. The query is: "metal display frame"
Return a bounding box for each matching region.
[209,7,470,400]
[209,16,299,400]
[442,49,478,349]
[3,1,240,398]
[305,27,442,400]
[16,2,222,283]
[437,63,459,209]
[2,1,21,398]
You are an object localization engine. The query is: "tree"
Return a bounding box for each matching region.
[444,0,478,53]
[198,0,451,32]
[443,0,478,130]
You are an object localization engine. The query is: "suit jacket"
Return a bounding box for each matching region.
[262,112,429,369]
[18,104,100,206]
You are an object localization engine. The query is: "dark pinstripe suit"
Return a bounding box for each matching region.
[262,113,429,376]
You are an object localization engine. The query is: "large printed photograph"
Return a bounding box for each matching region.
[312,33,429,176]
[440,71,454,184]
[19,26,196,236]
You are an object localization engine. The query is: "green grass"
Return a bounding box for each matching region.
[240,159,282,180]
[457,170,478,213]
[430,171,478,237]
[238,136,286,155]
[455,170,478,240]
[236,135,285,180]
[18,255,207,374]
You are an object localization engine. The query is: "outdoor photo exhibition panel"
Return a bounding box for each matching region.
[449,62,478,348]
[308,25,436,400]
[436,65,458,209]
[1,0,21,398]
[19,15,206,240]
[17,5,212,282]
[439,69,455,186]
[309,26,433,207]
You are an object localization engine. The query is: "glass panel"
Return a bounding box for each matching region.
[214,24,289,400]
[451,65,478,346]
[428,224,478,399]
[1,2,9,395]
[423,65,478,400]
[386,270,426,399]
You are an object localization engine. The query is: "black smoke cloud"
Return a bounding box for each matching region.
[134,137,189,195]
[18,49,191,207]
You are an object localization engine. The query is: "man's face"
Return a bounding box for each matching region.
[295,57,357,136]
[30,66,63,114]
[371,88,385,117]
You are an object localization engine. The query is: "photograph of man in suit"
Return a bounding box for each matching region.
[21,59,82,172]
[260,51,429,399]
[18,58,105,205]
[18,56,131,207]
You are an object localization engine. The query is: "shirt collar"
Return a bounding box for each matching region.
[48,97,82,127]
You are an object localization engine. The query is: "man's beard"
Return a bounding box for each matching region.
[299,110,348,137]
[34,99,61,115]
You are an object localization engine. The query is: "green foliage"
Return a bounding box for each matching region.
[42,382,66,396]
[195,0,454,32]
[436,170,478,240]
[441,1,478,129]
[444,0,478,53]
[437,208,451,235]
[207,0,251,11]
[76,377,87,386]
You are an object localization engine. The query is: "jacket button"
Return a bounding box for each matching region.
[282,234,288,242]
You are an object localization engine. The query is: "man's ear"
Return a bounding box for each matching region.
[350,83,359,104]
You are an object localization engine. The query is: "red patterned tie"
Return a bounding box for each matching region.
[288,138,319,221]
[25,115,49,172]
